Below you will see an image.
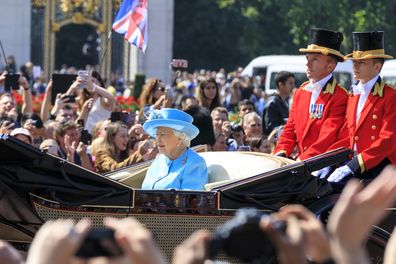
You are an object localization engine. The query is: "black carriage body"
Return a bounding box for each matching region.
[0,135,394,262]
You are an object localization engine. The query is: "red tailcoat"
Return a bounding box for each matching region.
[274,77,348,160]
[330,77,396,173]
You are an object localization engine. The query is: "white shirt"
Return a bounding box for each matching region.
[306,73,333,114]
[353,75,379,122]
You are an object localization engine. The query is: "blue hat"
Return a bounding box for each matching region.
[143,108,199,140]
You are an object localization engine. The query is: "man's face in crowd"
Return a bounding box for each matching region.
[279,77,295,96]
[212,111,228,133]
[56,108,74,123]
[352,59,382,84]
[0,95,15,116]
[65,127,80,144]
[306,53,336,82]
[244,116,262,138]
[238,104,254,118]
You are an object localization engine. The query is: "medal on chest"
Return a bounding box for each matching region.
[309,103,324,119]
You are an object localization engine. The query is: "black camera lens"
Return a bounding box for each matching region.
[208,208,282,262]
[32,119,43,129]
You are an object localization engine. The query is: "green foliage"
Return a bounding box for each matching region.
[173,0,396,71]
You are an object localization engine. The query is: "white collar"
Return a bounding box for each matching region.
[306,73,333,92]
[353,75,379,95]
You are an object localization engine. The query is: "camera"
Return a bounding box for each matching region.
[75,228,123,259]
[208,208,286,263]
[31,119,43,129]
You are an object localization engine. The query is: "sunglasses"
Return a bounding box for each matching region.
[158,86,166,92]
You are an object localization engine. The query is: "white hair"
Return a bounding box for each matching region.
[173,130,191,147]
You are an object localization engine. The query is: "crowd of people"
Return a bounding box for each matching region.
[0,53,285,176]
[1,26,396,263]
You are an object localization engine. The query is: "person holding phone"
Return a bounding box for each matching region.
[0,72,32,121]
[66,71,116,133]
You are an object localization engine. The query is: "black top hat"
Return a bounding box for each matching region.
[345,31,393,60]
[299,28,345,61]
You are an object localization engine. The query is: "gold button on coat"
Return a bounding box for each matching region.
[354,136,359,141]
[373,114,378,119]
[371,125,376,130]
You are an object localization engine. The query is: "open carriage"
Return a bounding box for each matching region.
[0,135,394,263]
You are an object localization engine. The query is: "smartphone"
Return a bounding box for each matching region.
[170,59,188,71]
[52,74,77,105]
[61,95,76,103]
[80,129,92,145]
[77,119,85,127]
[75,229,123,259]
[78,70,89,89]
[4,73,20,91]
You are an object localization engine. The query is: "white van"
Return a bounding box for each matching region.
[242,55,354,95]
[381,59,396,86]
[264,60,354,95]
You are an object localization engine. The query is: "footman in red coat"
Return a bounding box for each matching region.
[327,31,396,182]
[274,28,349,160]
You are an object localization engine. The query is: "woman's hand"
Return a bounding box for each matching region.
[64,135,78,162]
[327,165,396,264]
[278,204,331,263]
[104,217,166,264]
[7,108,18,122]
[172,230,210,264]
[26,219,91,264]
[0,120,15,134]
[51,93,70,116]
[0,71,7,85]
[260,215,306,264]
[0,240,24,264]
[81,98,94,113]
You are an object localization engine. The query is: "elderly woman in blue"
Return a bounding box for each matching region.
[141,108,208,190]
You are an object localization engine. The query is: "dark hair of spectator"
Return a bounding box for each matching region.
[139,78,162,118]
[275,71,295,89]
[55,120,78,137]
[91,70,106,88]
[197,78,221,112]
[237,99,255,111]
[246,135,266,150]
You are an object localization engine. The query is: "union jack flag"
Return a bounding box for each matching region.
[112,0,148,52]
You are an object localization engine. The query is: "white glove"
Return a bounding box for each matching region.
[327,165,353,182]
[311,166,331,179]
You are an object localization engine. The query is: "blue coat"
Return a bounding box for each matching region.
[141,148,208,190]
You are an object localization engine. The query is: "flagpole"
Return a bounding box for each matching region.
[99,30,112,78]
